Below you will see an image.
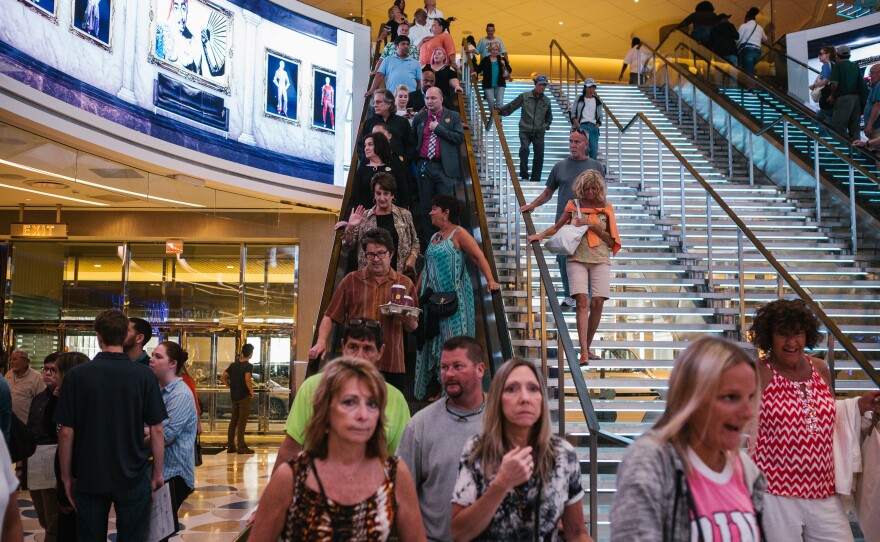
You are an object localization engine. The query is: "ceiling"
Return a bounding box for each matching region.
[308,0,790,58]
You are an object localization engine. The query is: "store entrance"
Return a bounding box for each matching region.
[4,322,294,439]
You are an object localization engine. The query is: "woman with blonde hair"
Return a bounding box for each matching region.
[528,169,621,363]
[610,336,765,541]
[249,357,425,542]
[451,358,592,542]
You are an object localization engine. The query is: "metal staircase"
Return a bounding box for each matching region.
[463,39,880,540]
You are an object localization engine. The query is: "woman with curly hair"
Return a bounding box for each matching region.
[749,299,880,541]
[450,358,592,541]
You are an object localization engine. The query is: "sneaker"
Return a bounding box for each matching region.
[237,447,256,455]
[561,296,576,307]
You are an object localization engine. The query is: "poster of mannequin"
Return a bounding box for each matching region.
[18,0,58,22]
[71,0,113,49]
[149,0,232,93]
[311,66,336,133]
[264,50,300,124]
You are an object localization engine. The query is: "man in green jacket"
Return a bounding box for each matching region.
[499,74,553,182]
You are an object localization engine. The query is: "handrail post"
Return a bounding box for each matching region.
[850,165,858,254]
[639,118,645,191]
[777,273,784,299]
[617,126,623,182]
[783,119,790,192]
[737,229,746,341]
[589,431,599,538]
[726,111,733,178]
[658,139,665,217]
[814,139,821,221]
[558,334,565,437]
[652,52,657,97]
[748,131,754,185]
[706,192,714,291]
[603,113,609,161]
[708,98,714,160]
[679,162,687,252]
[677,72,683,126]
[692,84,698,140]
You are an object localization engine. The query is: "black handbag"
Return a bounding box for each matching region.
[427,291,458,317]
[194,434,203,467]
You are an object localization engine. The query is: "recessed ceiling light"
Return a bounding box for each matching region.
[581,33,591,37]
[25,179,68,190]
[94,264,102,268]
[521,31,532,36]
[559,21,563,25]
[226,265,235,269]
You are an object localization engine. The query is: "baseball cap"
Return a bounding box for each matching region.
[837,45,851,58]
[534,74,549,85]
[583,78,597,87]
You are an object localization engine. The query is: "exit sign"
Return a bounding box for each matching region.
[10,223,68,239]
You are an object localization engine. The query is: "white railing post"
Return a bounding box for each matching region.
[814,140,821,221]
[706,192,714,291]
[679,162,687,252]
[639,119,645,191]
[850,165,858,254]
[737,229,746,340]
[783,119,790,192]
[658,139,665,218]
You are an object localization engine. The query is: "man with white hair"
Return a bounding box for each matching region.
[4,349,45,423]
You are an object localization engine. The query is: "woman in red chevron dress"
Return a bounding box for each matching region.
[749,299,880,541]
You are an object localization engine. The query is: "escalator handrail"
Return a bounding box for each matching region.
[655,31,880,174]
[307,39,386,377]
[455,90,515,367]
[549,37,880,387]
[643,38,880,193]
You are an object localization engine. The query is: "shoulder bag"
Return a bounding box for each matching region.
[427,235,466,318]
[545,201,589,256]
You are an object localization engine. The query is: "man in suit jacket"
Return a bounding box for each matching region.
[407,69,435,114]
[411,86,464,240]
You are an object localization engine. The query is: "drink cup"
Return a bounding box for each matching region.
[402,295,414,307]
[391,284,406,304]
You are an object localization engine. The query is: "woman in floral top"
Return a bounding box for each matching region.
[451,358,592,542]
[528,170,621,364]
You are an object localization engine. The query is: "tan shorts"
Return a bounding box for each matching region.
[566,261,611,299]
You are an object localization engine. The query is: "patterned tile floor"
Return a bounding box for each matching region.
[19,447,277,541]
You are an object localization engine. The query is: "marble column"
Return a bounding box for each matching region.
[238,10,261,145]
[116,0,141,103]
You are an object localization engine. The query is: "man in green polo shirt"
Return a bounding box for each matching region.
[271,319,411,473]
[828,45,869,140]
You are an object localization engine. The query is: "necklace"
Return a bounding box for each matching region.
[445,396,486,422]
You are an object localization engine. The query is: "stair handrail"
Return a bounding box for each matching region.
[607,109,880,387]
[463,72,633,540]
[455,89,515,366]
[657,31,880,174]
[549,39,880,388]
[642,38,880,249]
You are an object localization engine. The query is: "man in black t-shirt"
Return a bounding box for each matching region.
[221,344,255,454]
[56,309,167,541]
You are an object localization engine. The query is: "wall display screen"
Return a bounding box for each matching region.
[1,0,358,185]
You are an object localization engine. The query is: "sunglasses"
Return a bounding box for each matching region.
[348,318,381,329]
[570,127,587,135]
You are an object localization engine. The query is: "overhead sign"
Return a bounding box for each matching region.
[10,223,68,239]
[166,239,184,255]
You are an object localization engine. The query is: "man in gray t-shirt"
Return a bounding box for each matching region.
[521,129,606,305]
[397,336,486,542]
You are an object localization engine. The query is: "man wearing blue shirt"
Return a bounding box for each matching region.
[864,64,880,139]
[367,35,421,98]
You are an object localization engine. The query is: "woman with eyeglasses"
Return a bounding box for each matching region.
[414,194,500,401]
[528,170,621,364]
[340,172,420,281]
[450,358,592,542]
[810,46,837,124]
[611,336,764,541]
[249,356,426,542]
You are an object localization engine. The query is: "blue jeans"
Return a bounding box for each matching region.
[722,54,739,66]
[556,254,570,298]
[484,87,505,111]
[740,47,760,75]
[76,470,152,541]
[581,122,600,159]
[519,131,545,182]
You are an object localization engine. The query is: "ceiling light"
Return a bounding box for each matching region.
[226,265,235,269]
[94,264,102,268]
[25,179,68,190]
[0,182,108,206]
[559,21,563,25]
[521,31,532,36]
[0,159,205,208]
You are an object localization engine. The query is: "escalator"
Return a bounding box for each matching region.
[307,49,512,396]
[651,30,880,225]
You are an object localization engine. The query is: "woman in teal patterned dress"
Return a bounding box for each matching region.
[415,195,500,400]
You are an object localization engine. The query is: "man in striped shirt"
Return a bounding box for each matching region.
[309,228,418,391]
